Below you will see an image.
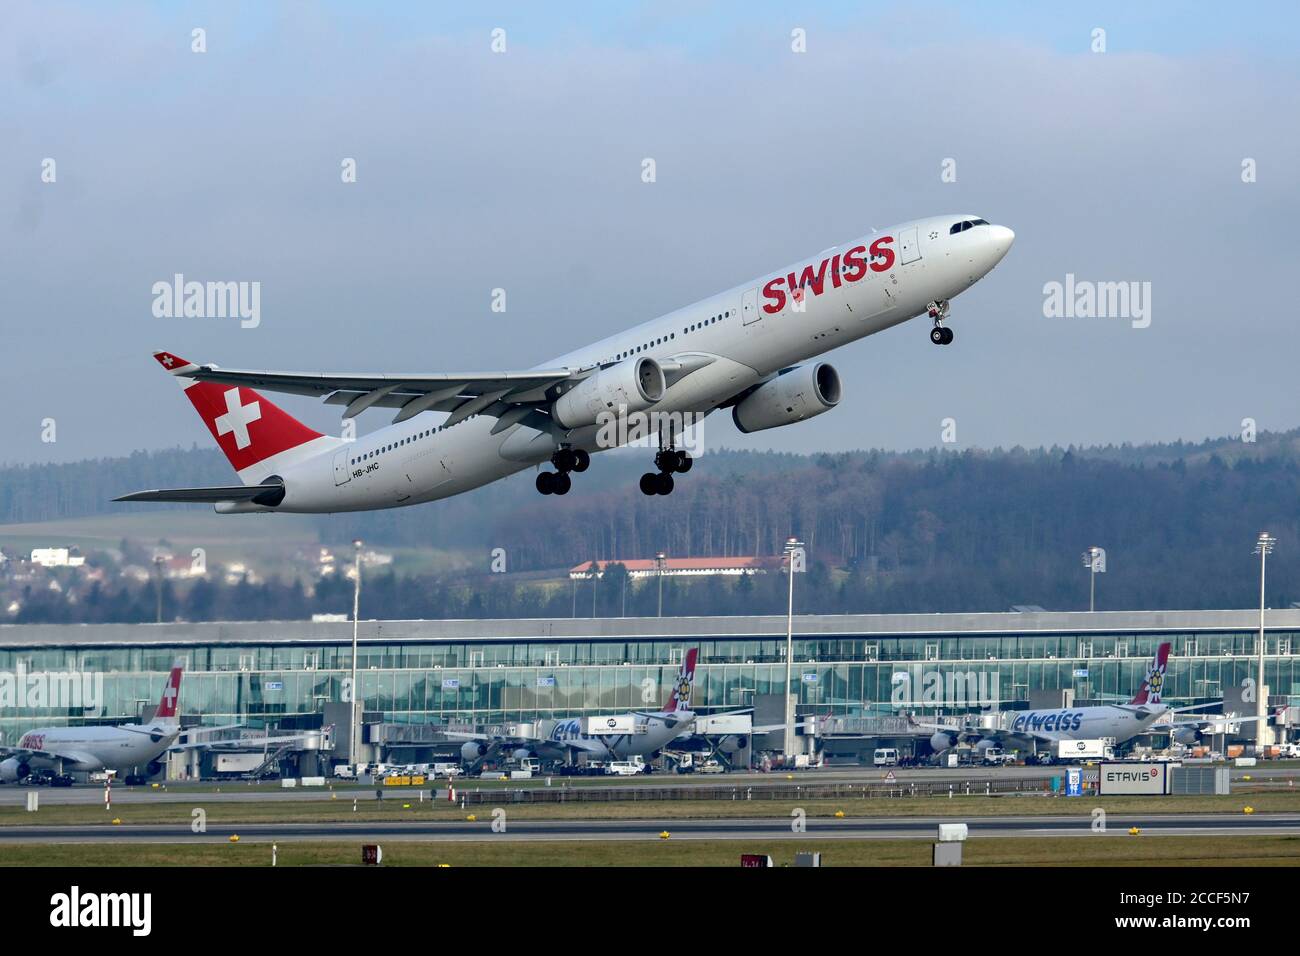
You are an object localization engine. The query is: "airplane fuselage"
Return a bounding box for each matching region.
[1000,705,1167,746]
[540,713,691,761]
[3,724,177,776]
[245,215,1012,512]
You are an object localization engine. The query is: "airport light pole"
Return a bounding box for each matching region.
[783,538,805,762]
[655,552,666,617]
[349,539,362,770]
[1081,546,1105,612]
[1254,532,1275,748]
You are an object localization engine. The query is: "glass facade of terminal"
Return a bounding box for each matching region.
[2,625,1298,738]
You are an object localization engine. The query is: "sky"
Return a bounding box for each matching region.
[3,1,1299,465]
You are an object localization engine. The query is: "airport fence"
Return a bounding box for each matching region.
[453,776,1059,806]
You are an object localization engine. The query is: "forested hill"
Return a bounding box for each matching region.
[2,430,1298,613]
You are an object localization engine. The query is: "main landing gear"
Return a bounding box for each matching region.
[536,445,590,495]
[640,447,692,496]
[928,299,953,345]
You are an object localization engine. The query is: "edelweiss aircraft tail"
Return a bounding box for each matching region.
[153,664,184,727]
[115,351,341,506]
[662,648,699,713]
[1128,642,1171,705]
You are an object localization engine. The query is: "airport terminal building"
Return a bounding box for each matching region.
[2,609,1298,762]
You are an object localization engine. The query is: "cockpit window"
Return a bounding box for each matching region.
[949,218,990,234]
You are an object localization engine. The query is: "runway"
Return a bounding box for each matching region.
[2,812,1296,844]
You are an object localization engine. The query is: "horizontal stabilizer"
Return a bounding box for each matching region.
[114,483,283,505]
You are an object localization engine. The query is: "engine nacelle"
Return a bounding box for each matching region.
[0,757,29,783]
[1173,726,1200,747]
[731,362,841,434]
[552,358,666,430]
[511,748,533,761]
[930,732,955,753]
[461,741,488,763]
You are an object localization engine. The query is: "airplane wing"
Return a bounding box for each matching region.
[172,359,577,427]
[0,746,100,766]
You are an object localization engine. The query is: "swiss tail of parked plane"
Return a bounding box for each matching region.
[1128,642,1171,705]
[154,663,184,726]
[663,648,699,713]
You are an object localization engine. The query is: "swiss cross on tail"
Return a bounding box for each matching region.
[1129,642,1171,705]
[155,665,184,721]
[151,351,323,473]
[663,648,699,713]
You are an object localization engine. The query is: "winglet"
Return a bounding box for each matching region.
[153,350,200,377]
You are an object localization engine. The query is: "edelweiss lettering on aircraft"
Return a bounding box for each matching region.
[116,215,1014,511]
[912,643,1273,757]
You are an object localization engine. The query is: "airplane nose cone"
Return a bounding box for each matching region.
[987,225,1015,263]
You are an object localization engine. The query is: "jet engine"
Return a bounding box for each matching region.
[511,748,533,761]
[0,757,30,783]
[1173,726,1200,747]
[552,357,666,430]
[461,741,488,763]
[930,731,956,753]
[731,362,841,434]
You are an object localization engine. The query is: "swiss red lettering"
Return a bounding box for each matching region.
[869,236,896,272]
[761,277,787,314]
[842,244,868,282]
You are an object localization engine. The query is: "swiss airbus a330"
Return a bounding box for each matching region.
[118,215,1014,512]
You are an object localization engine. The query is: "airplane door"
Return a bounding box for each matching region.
[741,288,760,325]
[899,226,921,264]
[333,449,351,486]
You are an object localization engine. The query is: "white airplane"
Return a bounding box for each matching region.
[116,215,1014,510]
[915,642,1268,755]
[452,649,704,765]
[0,666,328,784]
[0,665,186,783]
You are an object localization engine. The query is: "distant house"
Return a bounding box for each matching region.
[30,547,85,568]
[569,556,781,580]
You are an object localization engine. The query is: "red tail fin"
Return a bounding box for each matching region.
[663,648,698,713]
[153,351,325,479]
[1129,642,1170,705]
[155,664,184,721]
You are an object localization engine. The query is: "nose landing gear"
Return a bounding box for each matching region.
[536,446,590,495]
[928,299,953,345]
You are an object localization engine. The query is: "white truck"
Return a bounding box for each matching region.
[980,747,1017,766]
[1050,738,1115,763]
[605,757,646,776]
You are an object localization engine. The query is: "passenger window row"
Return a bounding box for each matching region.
[604,310,731,365]
[349,415,477,466]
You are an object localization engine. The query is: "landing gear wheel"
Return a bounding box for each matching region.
[639,473,658,496]
[536,472,557,495]
[940,327,954,345]
[553,472,571,495]
[553,448,577,473]
[676,453,693,473]
[571,449,590,472]
[930,326,946,345]
[655,472,674,495]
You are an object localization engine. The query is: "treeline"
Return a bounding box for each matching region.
[4,431,1300,618]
